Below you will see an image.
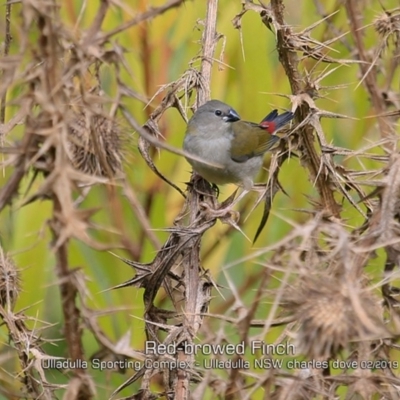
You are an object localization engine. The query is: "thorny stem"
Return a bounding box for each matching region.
[270,0,341,219]
[52,200,85,370]
[0,0,12,178]
[50,204,94,399]
[38,7,93,397]
[345,0,395,152]
[82,0,109,46]
[197,0,219,106]
[175,1,220,399]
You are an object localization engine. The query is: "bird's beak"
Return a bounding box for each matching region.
[223,109,240,122]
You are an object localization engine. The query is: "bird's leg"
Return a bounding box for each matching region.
[222,177,265,208]
[221,183,267,209]
[225,188,249,207]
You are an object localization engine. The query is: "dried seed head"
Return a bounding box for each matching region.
[284,276,383,360]
[0,251,20,310]
[374,10,400,47]
[67,113,124,177]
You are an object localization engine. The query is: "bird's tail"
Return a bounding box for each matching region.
[261,109,279,122]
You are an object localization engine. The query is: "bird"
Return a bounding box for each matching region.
[183,100,294,190]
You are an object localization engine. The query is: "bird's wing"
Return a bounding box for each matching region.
[230,121,280,163]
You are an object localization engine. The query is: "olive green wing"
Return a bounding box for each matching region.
[230,121,280,163]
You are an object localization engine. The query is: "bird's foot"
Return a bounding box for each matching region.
[186,174,219,198]
[199,200,250,240]
[199,201,240,223]
[198,188,240,221]
[211,183,220,197]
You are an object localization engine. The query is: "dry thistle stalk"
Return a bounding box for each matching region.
[0,248,19,310]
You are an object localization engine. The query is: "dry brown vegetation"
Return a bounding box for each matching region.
[1,0,400,399]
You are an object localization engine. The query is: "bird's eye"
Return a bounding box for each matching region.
[215,110,222,116]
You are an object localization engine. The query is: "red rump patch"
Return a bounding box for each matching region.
[259,121,277,134]
[259,109,294,135]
